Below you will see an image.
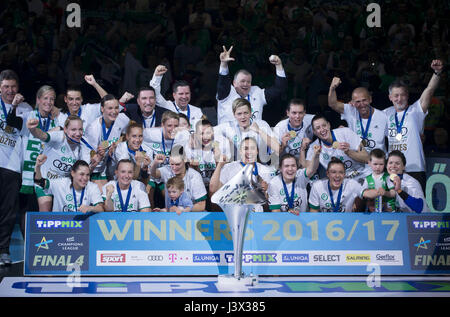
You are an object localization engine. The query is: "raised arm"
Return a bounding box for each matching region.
[217,46,234,100]
[328,77,345,114]
[84,75,108,99]
[149,65,172,110]
[264,55,288,105]
[419,59,444,113]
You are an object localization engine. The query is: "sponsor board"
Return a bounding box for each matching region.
[95,250,403,266]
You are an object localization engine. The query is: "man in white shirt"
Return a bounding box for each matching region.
[383,59,444,191]
[328,78,388,153]
[216,46,288,124]
[150,65,204,132]
[0,69,32,266]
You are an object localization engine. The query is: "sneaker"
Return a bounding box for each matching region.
[0,253,11,266]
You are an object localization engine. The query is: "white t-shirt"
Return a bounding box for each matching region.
[84,113,130,173]
[214,119,276,162]
[40,131,89,179]
[306,127,371,181]
[150,74,204,132]
[158,166,207,208]
[0,101,27,173]
[185,135,232,186]
[112,141,154,171]
[102,180,150,212]
[395,173,430,213]
[341,103,388,153]
[383,100,427,172]
[57,103,102,132]
[268,168,310,212]
[309,178,362,212]
[273,115,314,157]
[43,178,103,212]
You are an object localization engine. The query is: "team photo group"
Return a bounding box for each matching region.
[0,9,447,266]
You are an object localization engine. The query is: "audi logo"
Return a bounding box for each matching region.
[53,159,72,172]
[147,255,163,261]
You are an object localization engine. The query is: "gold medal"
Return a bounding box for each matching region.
[395,133,402,141]
[332,141,339,149]
[313,144,321,151]
[4,125,13,134]
[289,130,297,139]
[212,141,219,149]
[101,140,109,148]
[90,150,96,158]
[389,173,397,181]
[362,138,369,147]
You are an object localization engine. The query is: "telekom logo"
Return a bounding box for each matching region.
[168,253,178,263]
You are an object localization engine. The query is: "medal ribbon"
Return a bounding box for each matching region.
[169,197,180,207]
[142,111,156,128]
[161,130,174,155]
[281,177,296,209]
[321,130,336,147]
[240,162,258,176]
[1,98,9,120]
[116,182,132,212]
[358,107,373,141]
[174,102,190,122]
[101,118,114,141]
[327,181,343,212]
[394,108,408,135]
[37,111,51,132]
[72,186,85,212]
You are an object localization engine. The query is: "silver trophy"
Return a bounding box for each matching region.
[211,164,267,286]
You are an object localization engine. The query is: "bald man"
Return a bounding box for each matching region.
[328,78,388,153]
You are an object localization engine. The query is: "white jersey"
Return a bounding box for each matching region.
[57,103,102,132]
[306,127,371,181]
[102,180,150,212]
[112,141,154,171]
[0,101,27,173]
[273,116,314,157]
[309,178,362,212]
[84,113,130,173]
[383,100,427,172]
[341,104,388,153]
[185,135,231,186]
[40,131,89,180]
[214,119,275,162]
[268,168,310,212]
[158,166,207,208]
[150,74,204,132]
[43,178,103,212]
[220,161,277,213]
[20,110,60,192]
[395,173,430,213]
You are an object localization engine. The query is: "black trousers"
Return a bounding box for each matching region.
[0,167,21,254]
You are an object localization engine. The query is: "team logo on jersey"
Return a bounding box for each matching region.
[66,194,73,201]
[321,193,328,201]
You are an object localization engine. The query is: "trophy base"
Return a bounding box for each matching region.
[217,274,258,287]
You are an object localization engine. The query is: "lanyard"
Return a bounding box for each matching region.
[116,182,132,212]
[327,181,343,212]
[72,186,85,212]
[240,162,258,176]
[321,130,336,147]
[142,112,156,128]
[161,130,174,155]
[174,102,190,121]
[287,121,303,132]
[358,107,373,140]
[37,111,51,132]
[394,108,408,134]
[281,176,296,209]
[127,144,144,156]
[102,118,114,141]
[0,98,8,119]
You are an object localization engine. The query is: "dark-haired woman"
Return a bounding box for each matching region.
[309,159,362,212]
[34,155,103,212]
